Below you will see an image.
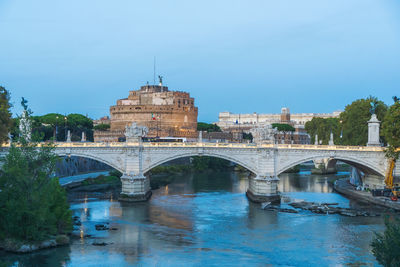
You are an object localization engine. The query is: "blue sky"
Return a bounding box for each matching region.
[1,0,399,122]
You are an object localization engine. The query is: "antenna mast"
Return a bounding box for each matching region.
[153,56,156,85]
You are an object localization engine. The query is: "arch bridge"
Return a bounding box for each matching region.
[46,141,397,202]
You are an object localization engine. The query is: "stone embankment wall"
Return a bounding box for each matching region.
[56,156,112,177]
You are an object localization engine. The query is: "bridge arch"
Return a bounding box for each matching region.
[277,155,384,177]
[55,152,124,173]
[143,152,257,175]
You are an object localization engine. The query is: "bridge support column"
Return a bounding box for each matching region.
[246,176,280,203]
[311,159,337,175]
[119,173,152,202]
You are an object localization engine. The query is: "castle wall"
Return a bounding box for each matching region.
[95,84,198,141]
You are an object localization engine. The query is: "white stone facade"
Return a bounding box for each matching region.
[217,110,341,128]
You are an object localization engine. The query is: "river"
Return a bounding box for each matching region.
[0,168,392,266]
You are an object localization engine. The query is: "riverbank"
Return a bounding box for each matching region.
[334,178,400,211]
[0,235,69,253]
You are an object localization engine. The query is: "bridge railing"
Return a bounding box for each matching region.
[1,141,385,152]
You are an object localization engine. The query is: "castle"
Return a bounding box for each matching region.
[94,81,198,142]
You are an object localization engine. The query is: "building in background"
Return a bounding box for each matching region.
[94,81,198,142]
[93,116,111,127]
[215,108,341,144]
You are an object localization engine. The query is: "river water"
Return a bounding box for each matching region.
[1,168,392,266]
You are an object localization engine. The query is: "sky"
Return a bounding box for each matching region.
[1,0,400,122]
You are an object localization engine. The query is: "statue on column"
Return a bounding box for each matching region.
[19,109,32,142]
[125,122,148,142]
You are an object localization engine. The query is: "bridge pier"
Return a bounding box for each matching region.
[246,176,281,203]
[311,159,337,175]
[119,173,152,202]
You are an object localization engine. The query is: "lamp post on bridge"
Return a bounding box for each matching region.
[64,116,67,141]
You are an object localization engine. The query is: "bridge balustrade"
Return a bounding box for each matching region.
[1,141,385,152]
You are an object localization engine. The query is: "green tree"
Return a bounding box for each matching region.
[242,132,253,142]
[339,96,387,146]
[371,217,400,267]
[197,122,221,132]
[272,123,295,143]
[382,98,400,148]
[94,123,110,131]
[0,102,72,242]
[17,113,95,142]
[271,123,295,132]
[66,113,93,141]
[305,118,341,145]
[0,86,12,145]
[382,97,400,160]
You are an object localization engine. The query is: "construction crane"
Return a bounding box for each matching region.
[384,158,397,200]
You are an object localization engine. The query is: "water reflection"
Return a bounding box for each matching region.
[1,168,390,266]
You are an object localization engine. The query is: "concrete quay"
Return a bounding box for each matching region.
[334,178,400,211]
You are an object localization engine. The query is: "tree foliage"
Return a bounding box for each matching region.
[0,86,12,145]
[382,99,400,149]
[242,132,253,141]
[66,113,93,141]
[305,118,341,145]
[371,217,400,267]
[191,156,230,171]
[94,123,110,131]
[339,97,387,146]
[13,113,94,142]
[0,103,72,242]
[197,122,221,132]
[271,123,295,132]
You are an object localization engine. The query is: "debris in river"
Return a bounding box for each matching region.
[288,201,380,217]
[261,202,271,209]
[95,224,109,231]
[92,242,109,246]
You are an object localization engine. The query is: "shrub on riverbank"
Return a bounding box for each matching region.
[150,165,192,175]
[0,101,72,248]
[81,175,121,186]
[371,217,400,266]
[149,156,232,175]
[0,142,73,243]
[191,156,231,171]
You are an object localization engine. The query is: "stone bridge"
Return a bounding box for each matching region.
[47,142,397,202]
[1,142,397,202]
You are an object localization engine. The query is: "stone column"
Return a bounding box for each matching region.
[328,132,334,146]
[66,130,71,142]
[367,114,381,147]
[119,143,152,202]
[246,175,280,203]
[81,132,86,142]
